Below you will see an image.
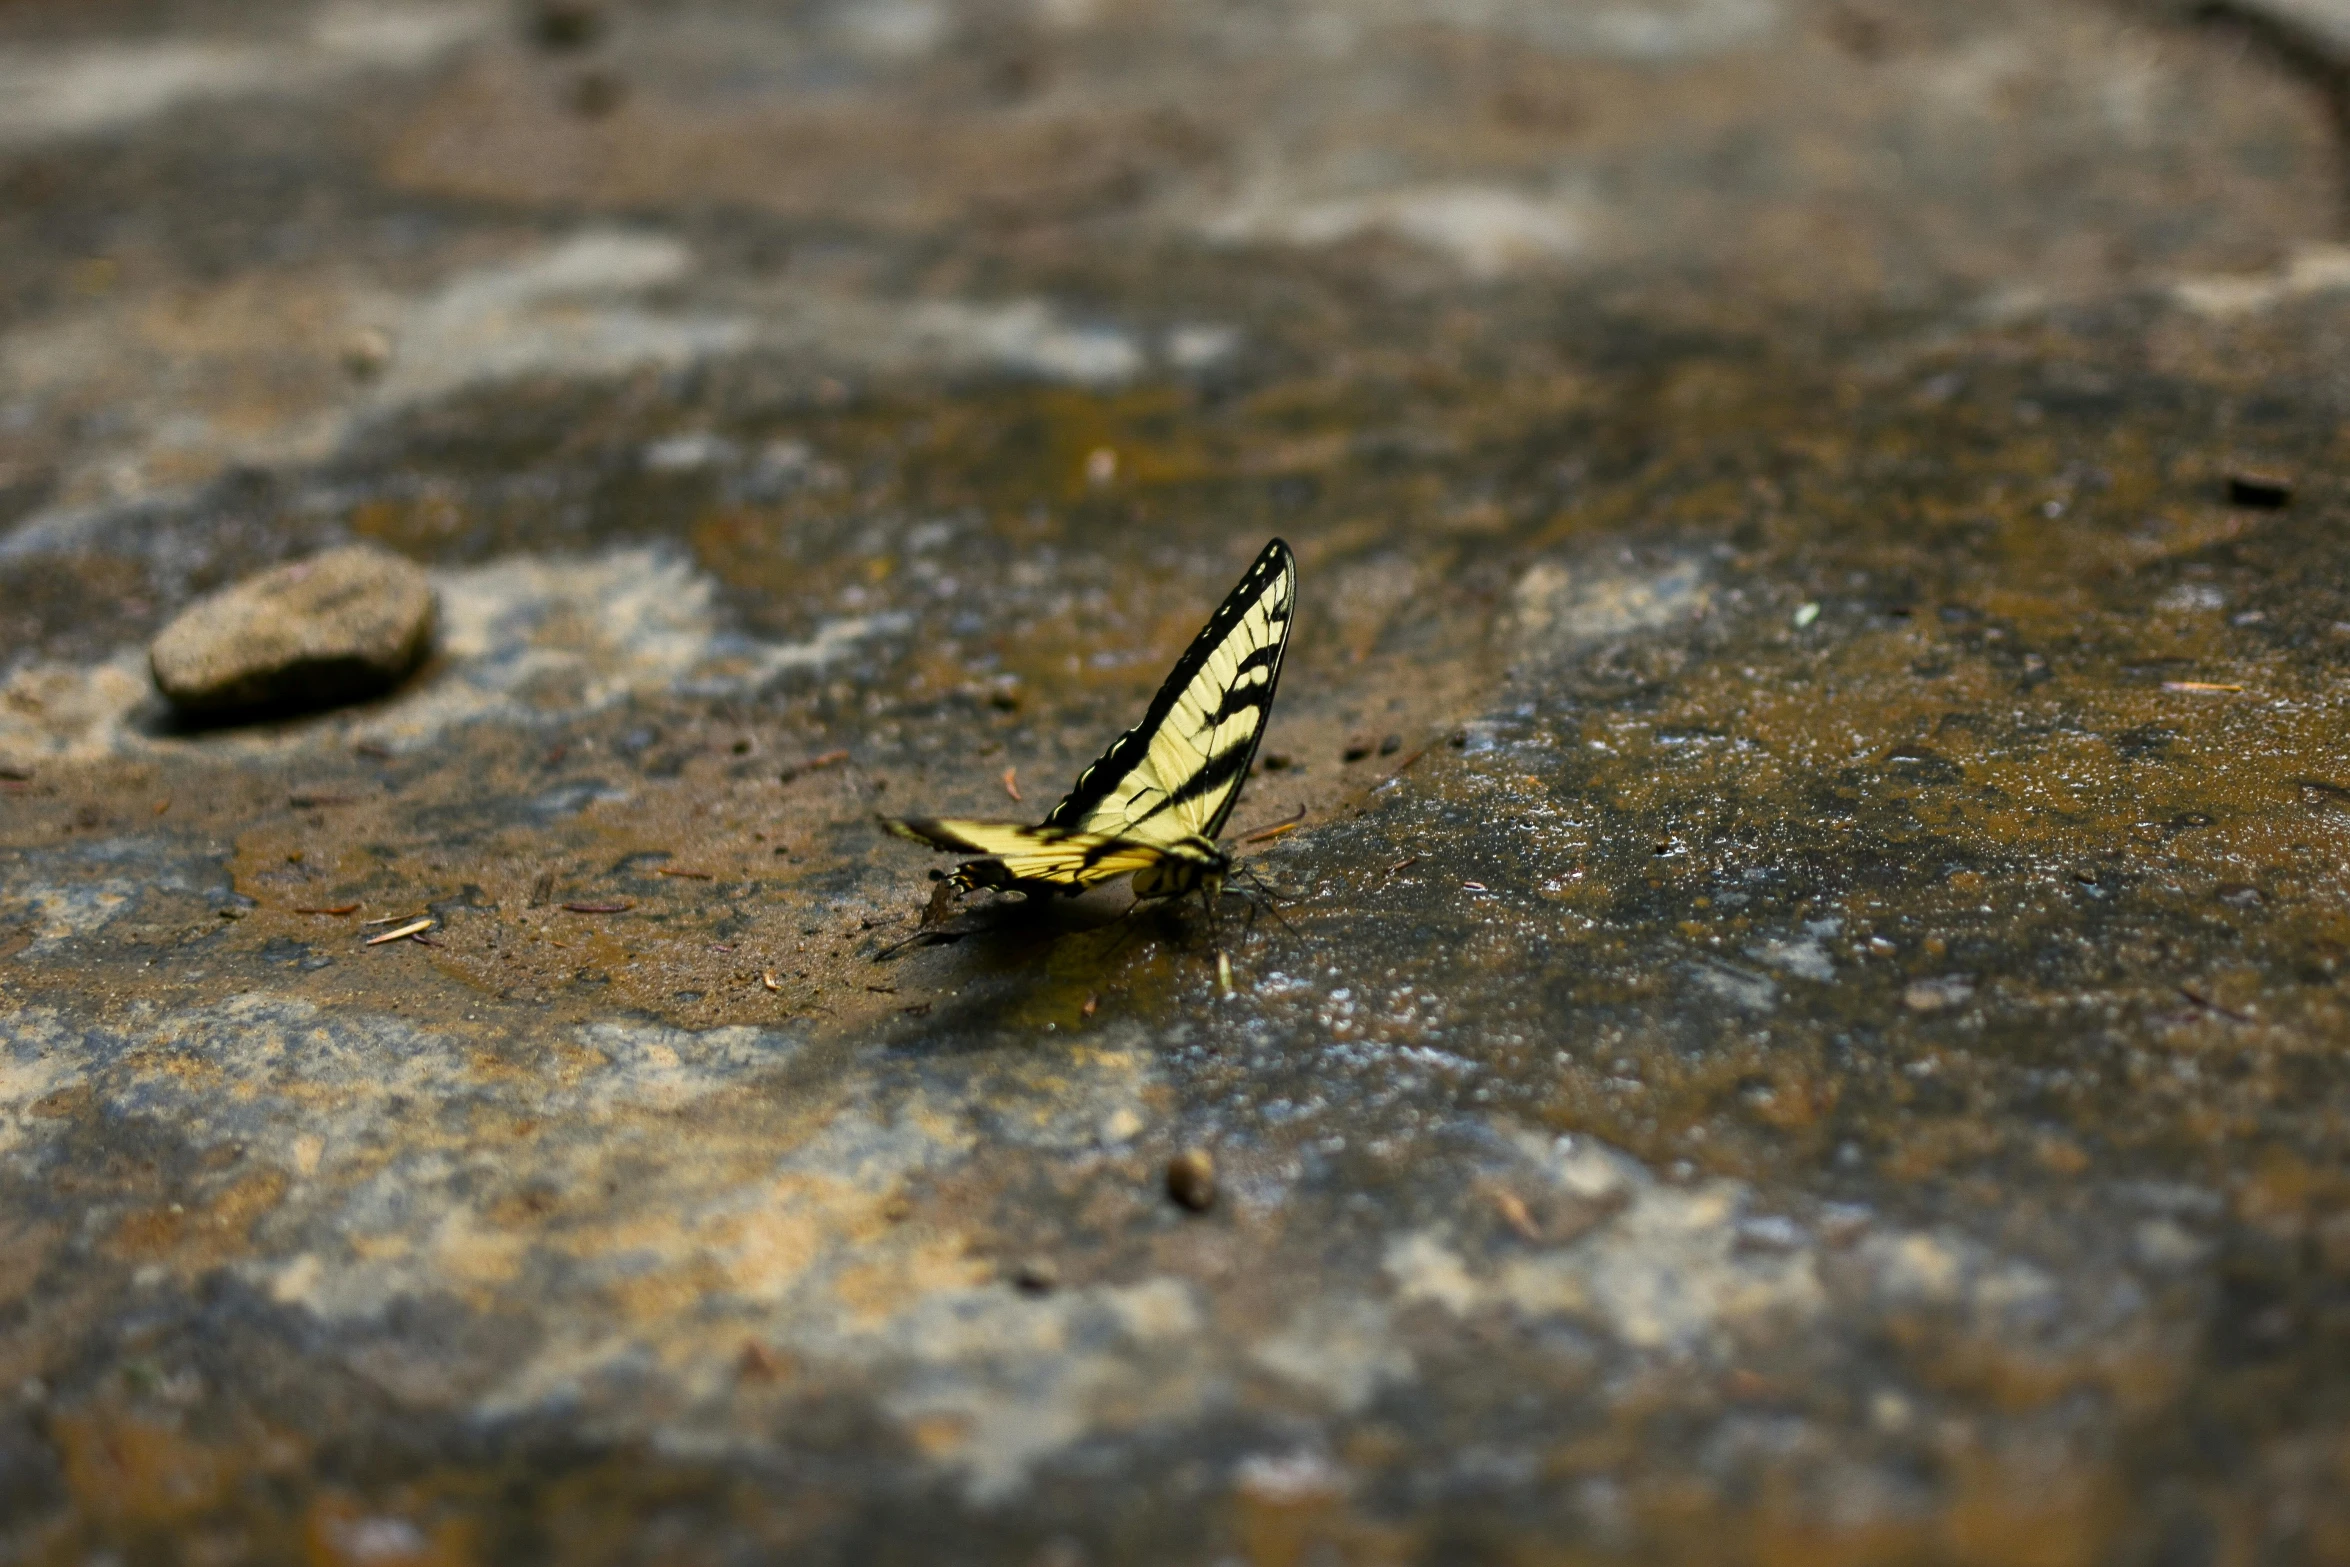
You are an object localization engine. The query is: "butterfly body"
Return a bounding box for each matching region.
[881,538,1296,906]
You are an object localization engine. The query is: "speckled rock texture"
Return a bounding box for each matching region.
[148,544,436,720]
[7,0,2350,1563]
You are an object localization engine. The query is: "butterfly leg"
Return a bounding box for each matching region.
[1231,863,1300,939]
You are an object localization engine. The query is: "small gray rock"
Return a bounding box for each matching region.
[151,545,435,721]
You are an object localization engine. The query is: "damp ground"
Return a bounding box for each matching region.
[6,1,2350,1562]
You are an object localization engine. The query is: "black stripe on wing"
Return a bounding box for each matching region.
[1103,731,1256,836]
[1044,537,1297,837]
[1199,643,1284,733]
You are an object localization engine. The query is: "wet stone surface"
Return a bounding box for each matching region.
[7,0,2350,1562]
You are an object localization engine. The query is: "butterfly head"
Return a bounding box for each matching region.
[1130,834,1228,902]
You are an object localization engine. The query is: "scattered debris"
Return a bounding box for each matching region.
[1081,994,1099,1018]
[1217,951,1234,996]
[1379,745,1430,782]
[340,326,393,381]
[361,912,425,926]
[1794,601,1822,628]
[0,766,30,781]
[1242,807,1306,844]
[1166,1149,1217,1212]
[761,971,783,992]
[364,918,434,946]
[1461,881,1489,892]
[736,1341,786,1382]
[779,749,851,783]
[2226,469,2292,509]
[1902,975,1976,1013]
[1002,766,1021,802]
[561,900,634,914]
[655,867,714,879]
[529,871,557,906]
[288,790,357,808]
[1013,1258,1059,1294]
[1487,1186,1541,1241]
[1388,856,1422,877]
[2162,681,2243,694]
[293,904,361,916]
[2181,983,2253,1023]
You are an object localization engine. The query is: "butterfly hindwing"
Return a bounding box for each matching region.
[881,817,1170,893]
[1043,538,1296,845]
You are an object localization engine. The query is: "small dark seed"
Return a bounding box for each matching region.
[1166,1148,1216,1212]
[2226,470,2292,509]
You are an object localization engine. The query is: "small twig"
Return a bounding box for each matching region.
[779,748,851,783]
[2180,984,2252,1023]
[1241,806,1307,844]
[655,867,714,880]
[2162,681,2243,694]
[364,918,434,946]
[361,911,425,927]
[293,903,361,916]
[1379,746,1430,784]
[1386,855,1421,878]
[1486,1185,1541,1242]
[561,900,634,914]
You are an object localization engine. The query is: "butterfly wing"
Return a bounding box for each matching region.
[880,817,1170,894]
[1043,537,1297,846]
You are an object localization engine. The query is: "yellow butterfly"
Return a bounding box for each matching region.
[883,538,1297,904]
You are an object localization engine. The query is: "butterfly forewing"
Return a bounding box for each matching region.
[1045,538,1297,845]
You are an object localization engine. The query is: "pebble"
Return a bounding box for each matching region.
[1902,975,1974,1013]
[1166,1148,1216,1212]
[150,545,435,721]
